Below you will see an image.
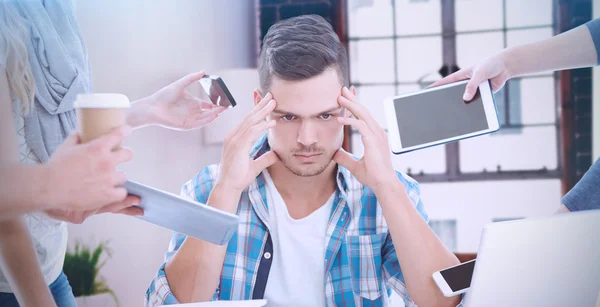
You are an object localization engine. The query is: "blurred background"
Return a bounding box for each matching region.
[66,0,599,306]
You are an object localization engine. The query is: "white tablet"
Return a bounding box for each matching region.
[384,80,500,154]
[124,180,239,246]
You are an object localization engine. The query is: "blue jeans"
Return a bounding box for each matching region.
[0,272,76,307]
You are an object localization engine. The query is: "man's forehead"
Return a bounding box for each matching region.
[268,67,345,115]
[271,85,343,111]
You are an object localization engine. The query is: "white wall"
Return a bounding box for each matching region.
[419,179,560,252]
[68,1,255,306]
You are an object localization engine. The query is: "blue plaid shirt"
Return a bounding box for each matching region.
[146,135,456,306]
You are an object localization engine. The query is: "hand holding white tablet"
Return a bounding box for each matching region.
[124,180,239,246]
[384,80,499,155]
[430,20,598,100]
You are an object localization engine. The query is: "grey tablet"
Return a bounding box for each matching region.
[384,80,499,154]
[124,180,239,246]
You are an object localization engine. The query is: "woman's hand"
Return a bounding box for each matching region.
[127,71,227,130]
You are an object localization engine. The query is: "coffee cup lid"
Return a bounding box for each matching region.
[74,93,131,108]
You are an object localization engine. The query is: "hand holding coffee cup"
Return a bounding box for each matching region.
[42,94,141,222]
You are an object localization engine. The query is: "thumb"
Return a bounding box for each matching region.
[96,195,140,214]
[429,68,470,89]
[175,71,206,90]
[333,148,357,173]
[116,206,144,216]
[252,151,280,175]
[464,69,486,101]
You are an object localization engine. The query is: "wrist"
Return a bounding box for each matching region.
[371,171,401,193]
[372,177,405,202]
[207,182,243,214]
[213,177,246,195]
[500,47,518,79]
[39,164,59,210]
[127,96,160,128]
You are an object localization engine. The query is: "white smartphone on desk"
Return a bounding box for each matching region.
[433,259,476,297]
[384,80,499,154]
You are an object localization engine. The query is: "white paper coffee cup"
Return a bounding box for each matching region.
[74,93,131,145]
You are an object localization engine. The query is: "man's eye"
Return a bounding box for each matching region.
[320,114,333,120]
[282,115,295,121]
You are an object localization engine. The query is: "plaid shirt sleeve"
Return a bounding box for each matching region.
[382,172,466,307]
[145,166,217,306]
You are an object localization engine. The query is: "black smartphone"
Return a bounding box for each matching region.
[199,75,237,108]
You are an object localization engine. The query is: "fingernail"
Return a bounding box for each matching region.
[268,100,275,106]
[463,93,470,100]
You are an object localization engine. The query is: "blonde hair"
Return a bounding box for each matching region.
[0,0,35,114]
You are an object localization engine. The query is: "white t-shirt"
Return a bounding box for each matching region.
[0,56,67,292]
[262,171,335,307]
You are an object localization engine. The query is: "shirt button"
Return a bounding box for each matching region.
[264,252,272,259]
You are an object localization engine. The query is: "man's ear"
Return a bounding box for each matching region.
[253,89,264,106]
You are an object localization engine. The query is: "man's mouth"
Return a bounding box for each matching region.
[294,153,322,162]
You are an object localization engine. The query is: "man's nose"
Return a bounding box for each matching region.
[297,120,318,147]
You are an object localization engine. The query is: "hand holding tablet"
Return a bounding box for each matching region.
[384,80,500,154]
[124,180,238,246]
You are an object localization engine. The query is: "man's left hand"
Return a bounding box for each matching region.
[333,87,399,193]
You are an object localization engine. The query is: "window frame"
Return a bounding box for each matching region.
[343,0,562,182]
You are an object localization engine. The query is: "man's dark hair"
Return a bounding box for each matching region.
[258,14,349,92]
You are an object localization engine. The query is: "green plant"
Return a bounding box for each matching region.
[63,241,118,306]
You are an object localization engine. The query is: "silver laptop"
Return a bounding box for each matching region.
[464,210,600,307]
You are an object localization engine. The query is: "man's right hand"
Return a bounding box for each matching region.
[215,92,280,194]
[45,126,136,212]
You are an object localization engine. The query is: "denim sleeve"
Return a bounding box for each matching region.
[562,158,600,212]
[586,18,600,65]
